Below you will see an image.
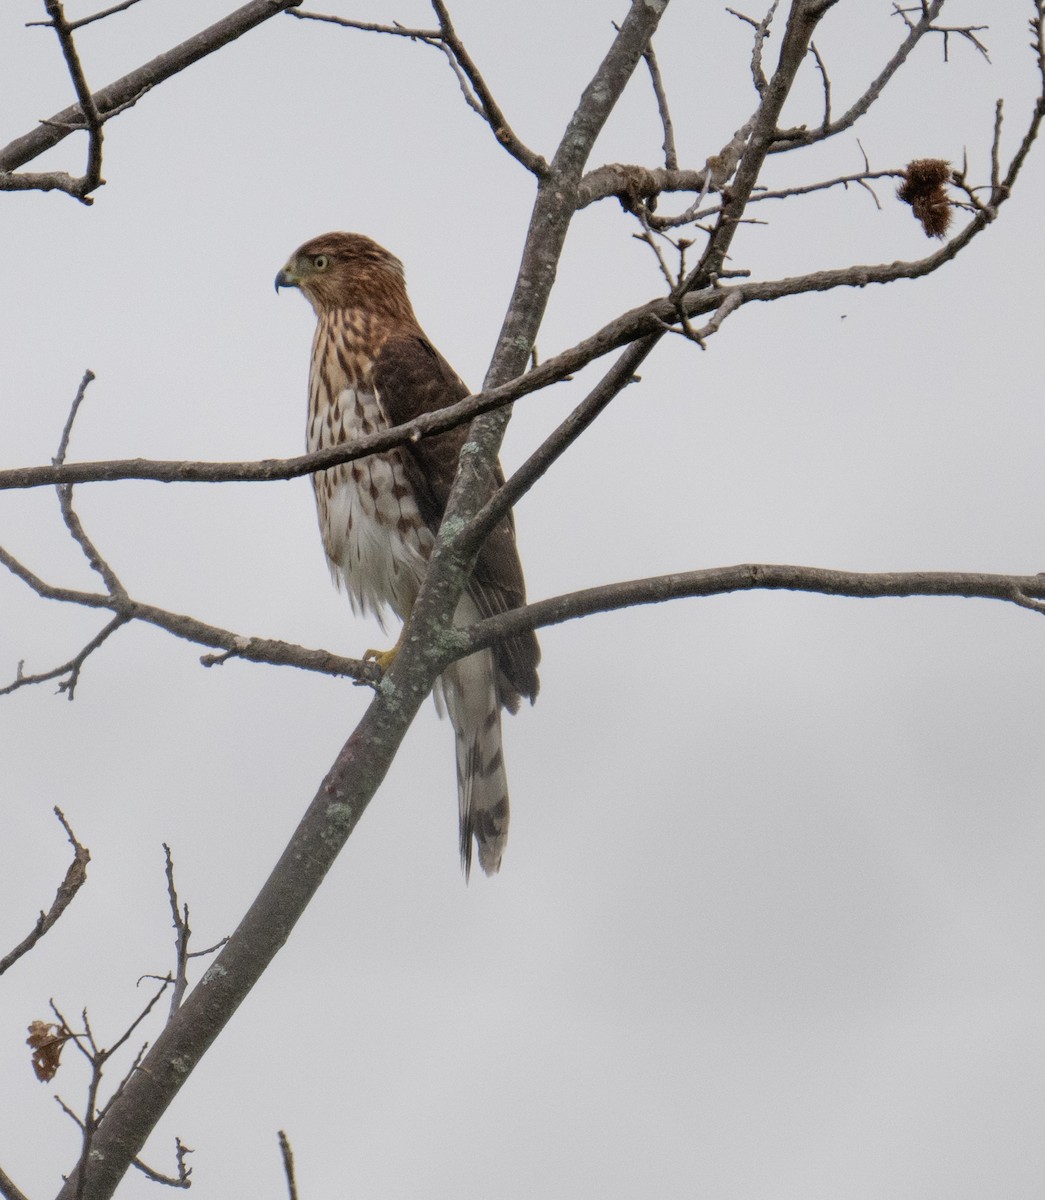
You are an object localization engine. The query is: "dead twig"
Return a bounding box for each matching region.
[130,1139,193,1189]
[40,0,105,202]
[278,1132,299,1200]
[0,808,90,976]
[47,980,174,1200]
[290,4,547,175]
[163,846,191,1017]
[809,40,831,132]
[643,40,677,170]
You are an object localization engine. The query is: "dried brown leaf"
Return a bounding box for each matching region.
[26,1019,72,1081]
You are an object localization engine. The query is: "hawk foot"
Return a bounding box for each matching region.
[363,627,407,675]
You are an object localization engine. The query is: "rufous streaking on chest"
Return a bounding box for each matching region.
[276,232,541,878]
[306,305,433,622]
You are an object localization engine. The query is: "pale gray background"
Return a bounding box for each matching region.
[2,2,1045,1197]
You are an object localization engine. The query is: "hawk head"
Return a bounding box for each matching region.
[275,232,412,320]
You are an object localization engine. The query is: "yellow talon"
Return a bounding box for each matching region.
[364,627,407,674]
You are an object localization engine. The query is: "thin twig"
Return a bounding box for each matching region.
[0,543,368,685]
[890,3,991,64]
[1,0,301,181]
[68,0,146,30]
[990,97,1004,196]
[52,374,129,602]
[750,0,780,96]
[430,0,547,174]
[131,1139,192,1189]
[291,4,547,175]
[41,0,105,201]
[163,846,191,1018]
[288,10,438,38]
[54,370,94,465]
[809,40,831,131]
[278,1132,299,1200]
[773,0,946,150]
[28,0,146,29]
[0,614,130,699]
[642,40,677,169]
[0,808,90,976]
[726,2,778,96]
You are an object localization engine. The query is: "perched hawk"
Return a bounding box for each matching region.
[275,233,539,877]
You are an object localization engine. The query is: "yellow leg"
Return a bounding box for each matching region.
[364,625,407,674]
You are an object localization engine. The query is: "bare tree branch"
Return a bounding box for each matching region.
[0,541,367,685]
[809,39,831,131]
[463,334,661,559]
[278,1132,299,1200]
[49,10,674,1198]
[38,0,105,202]
[0,1166,31,1200]
[462,565,1045,653]
[0,3,1036,1195]
[1,183,1016,501]
[772,0,946,149]
[163,846,192,1018]
[642,38,678,169]
[0,0,302,189]
[429,0,548,175]
[290,4,548,175]
[0,808,90,977]
[130,1139,192,1190]
[27,0,147,31]
[0,613,130,700]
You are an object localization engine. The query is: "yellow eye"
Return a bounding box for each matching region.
[313,255,329,271]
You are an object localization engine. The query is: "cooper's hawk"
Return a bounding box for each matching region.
[275,233,539,877]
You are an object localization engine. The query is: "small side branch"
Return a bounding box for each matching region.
[38,0,105,202]
[430,0,548,175]
[0,0,302,182]
[463,334,663,557]
[290,4,547,175]
[892,4,990,63]
[130,1139,192,1189]
[809,40,831,131]
[0,808,90,977]
[772,0,947,150]
[65,0,146,31]
[0,544,368,685]
[641,38,677,169]
[163,846,192,1018]
[0,614,130,700]
[278,1132,299,1200]
[48,980,173,1200]
[726,1,779,96]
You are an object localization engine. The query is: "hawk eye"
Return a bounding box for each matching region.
[313,255,329,271]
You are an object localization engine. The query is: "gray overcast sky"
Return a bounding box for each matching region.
[3,2,1045,1197]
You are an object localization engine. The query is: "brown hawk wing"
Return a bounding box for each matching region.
[372,334,540,710]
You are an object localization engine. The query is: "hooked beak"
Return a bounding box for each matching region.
[274,265,299,294]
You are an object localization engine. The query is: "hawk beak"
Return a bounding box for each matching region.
[274,265,299,294]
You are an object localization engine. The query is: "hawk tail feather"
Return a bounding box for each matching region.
[442,648,510,880]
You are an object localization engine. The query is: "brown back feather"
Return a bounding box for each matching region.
[373,335,540,706]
